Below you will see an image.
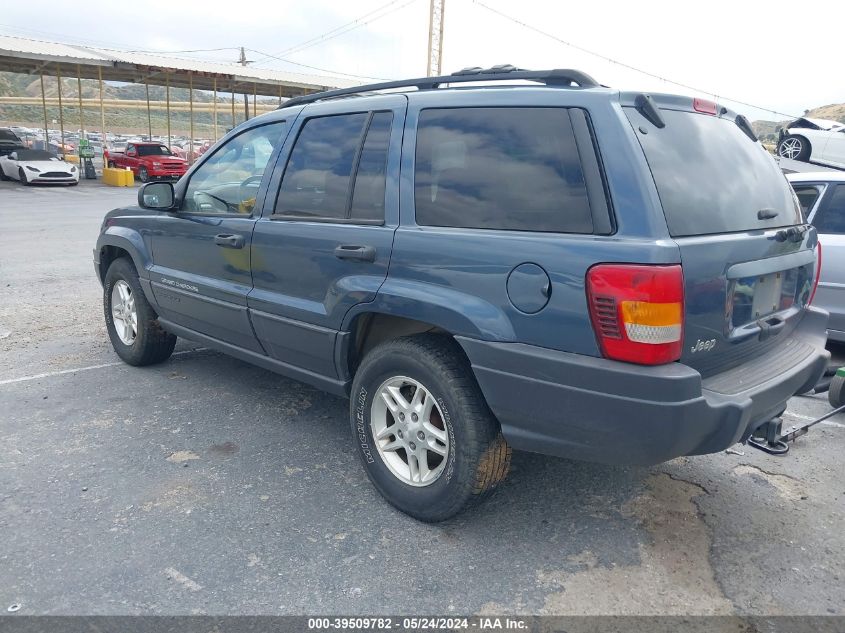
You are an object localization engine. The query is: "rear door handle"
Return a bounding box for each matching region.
[214,233,245,249]
[334,244,376,262]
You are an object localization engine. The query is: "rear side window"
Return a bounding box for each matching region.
[275,111,393,223]
[414,107,593,233]
[276,113,368,220]
[792,184,825,218]
[625,107,801,237]
[813,184,845,235]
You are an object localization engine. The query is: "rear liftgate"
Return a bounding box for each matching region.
[748,366,845,454]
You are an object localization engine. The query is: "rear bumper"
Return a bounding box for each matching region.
[456,307,830,466]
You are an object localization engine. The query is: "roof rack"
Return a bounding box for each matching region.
[279,65,599,109]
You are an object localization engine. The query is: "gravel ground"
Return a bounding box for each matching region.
[0,178,843,617]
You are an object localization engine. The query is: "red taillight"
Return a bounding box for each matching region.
[693,98,718,115]
[586,264,684,365]
[809,242,822,305]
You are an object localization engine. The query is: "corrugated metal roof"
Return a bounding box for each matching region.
[0,34,361,96]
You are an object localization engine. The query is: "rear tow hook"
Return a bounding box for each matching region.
[747,403,845,455]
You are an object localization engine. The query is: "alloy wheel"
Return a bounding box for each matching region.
[779,137,803,159]
[111,280,138,345]
[370,376,450,487]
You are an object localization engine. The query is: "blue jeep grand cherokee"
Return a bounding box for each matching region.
[94,67,830,521]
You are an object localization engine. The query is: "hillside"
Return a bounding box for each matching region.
[752,103,845,143]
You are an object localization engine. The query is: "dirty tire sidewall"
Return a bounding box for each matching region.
[103,257,176,366]
[351,335,510,522]
[829,374,845,409]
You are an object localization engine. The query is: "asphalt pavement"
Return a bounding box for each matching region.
[0,178,843,616]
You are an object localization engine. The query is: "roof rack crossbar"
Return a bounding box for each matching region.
[278,66,599,109]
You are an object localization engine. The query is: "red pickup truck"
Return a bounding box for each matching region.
[104,142,188,182]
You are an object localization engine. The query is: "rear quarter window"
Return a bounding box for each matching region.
[625,107,801,237]
[791,184,825,218]
[414,107,594,233]
[812,184,845,235]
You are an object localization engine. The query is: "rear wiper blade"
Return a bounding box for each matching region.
[635,94,666,129]
[735,114,758,142]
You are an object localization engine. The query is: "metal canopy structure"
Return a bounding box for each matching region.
[0,35,358,97]
[0,34,361,162]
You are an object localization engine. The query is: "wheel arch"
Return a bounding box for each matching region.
[338,285,515,382]
[96,228,151,284]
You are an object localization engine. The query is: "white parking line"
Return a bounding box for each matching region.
[785,410,844,428]
[0,349,205,387]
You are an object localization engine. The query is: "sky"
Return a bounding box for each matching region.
[0,0,841,122]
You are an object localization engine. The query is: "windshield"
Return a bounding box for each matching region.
[625,107,801,237]
[137,144,173,157]
[17,150,58,161]
[0,129,22,143]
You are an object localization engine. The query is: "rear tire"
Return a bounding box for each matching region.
[829,374,845,409]
[350,334,511,522]
[103,257,176,366]
[0,168,8,181]
[107,160,116,168]
[778,135,811,162]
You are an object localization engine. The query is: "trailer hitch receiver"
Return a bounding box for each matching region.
[747,404,845,455]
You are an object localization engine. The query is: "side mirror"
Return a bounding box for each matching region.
[138,182,175,210]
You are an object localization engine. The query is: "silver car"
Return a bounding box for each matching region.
[787,172,845,342]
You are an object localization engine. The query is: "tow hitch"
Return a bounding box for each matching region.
[748,366,845,455]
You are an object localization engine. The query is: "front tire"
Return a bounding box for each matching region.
[138,167,149,183]
[18,168,30,185]
[103,257,176,366]
[778,135,810,161]
[350,334,511,522]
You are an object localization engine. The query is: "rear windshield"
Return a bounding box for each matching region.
[137,144,172,156]
[625,107,801,237]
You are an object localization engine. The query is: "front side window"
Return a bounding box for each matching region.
[183,121,287,214]
[813,184,845,235]
[414,107,593,233]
